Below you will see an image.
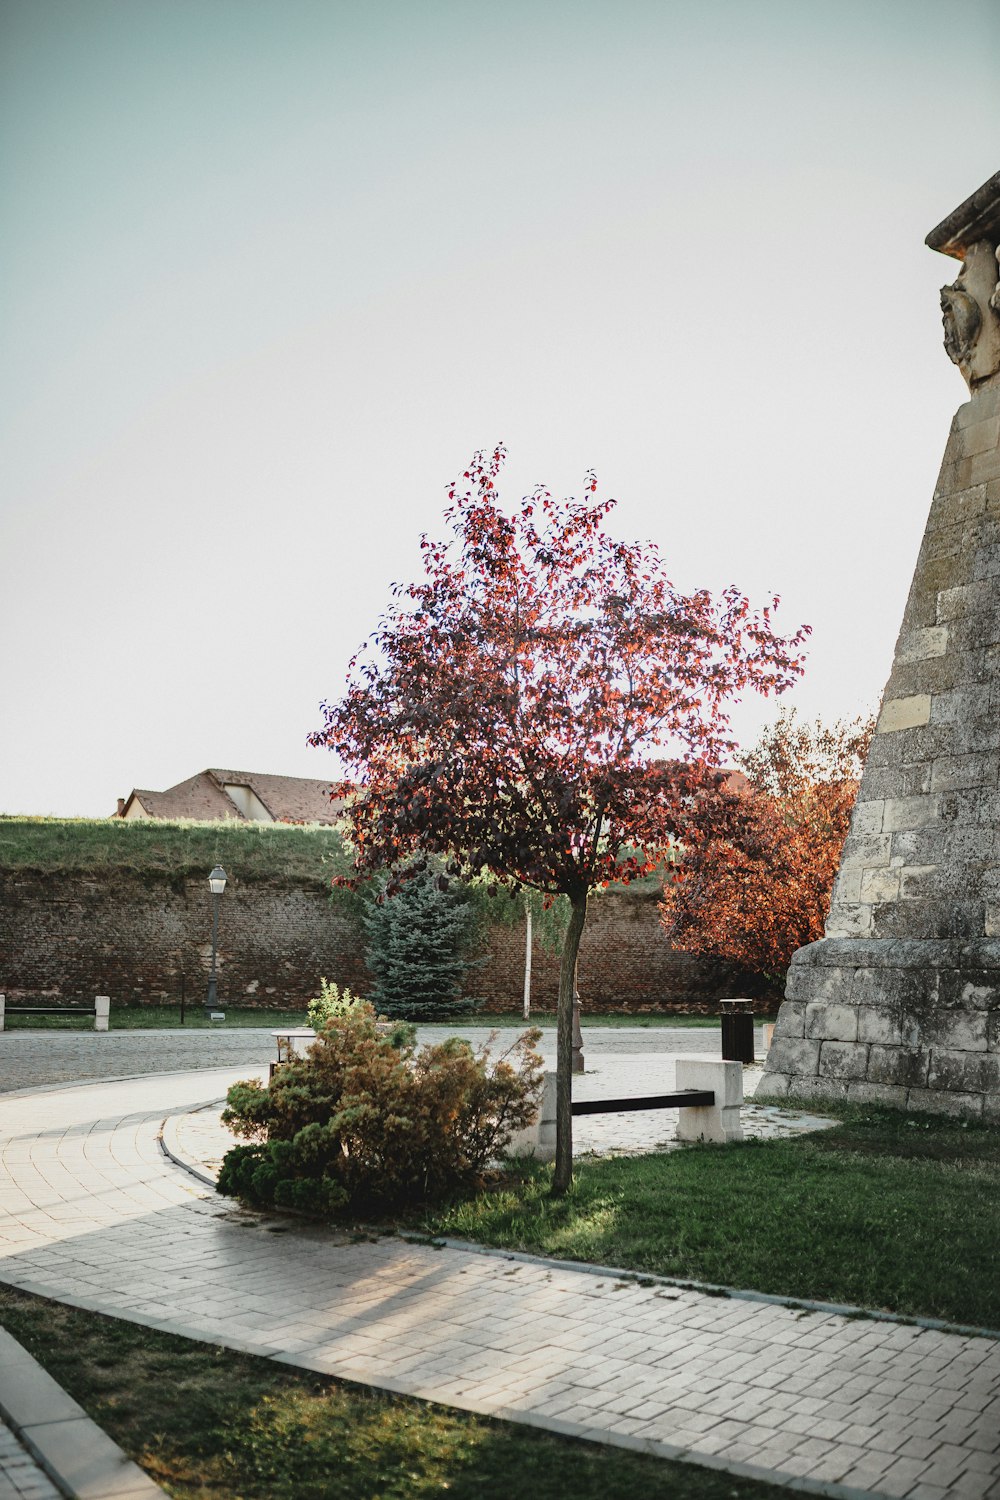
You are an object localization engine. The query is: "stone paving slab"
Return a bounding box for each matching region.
[2,1068,999,1497]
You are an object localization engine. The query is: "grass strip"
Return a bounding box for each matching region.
[1,1007,739,1030]
[425,1104,1000,1330]
[0,1284,789,1500]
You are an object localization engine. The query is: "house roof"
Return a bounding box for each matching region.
[118,768,347,824]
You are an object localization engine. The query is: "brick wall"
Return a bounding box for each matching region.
[0,871,742,1014]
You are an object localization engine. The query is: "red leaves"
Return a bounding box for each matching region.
[311,449,809,906]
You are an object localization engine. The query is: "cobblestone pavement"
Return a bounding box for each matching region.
[0,1022,757,1095]
[2,1068,999,1497]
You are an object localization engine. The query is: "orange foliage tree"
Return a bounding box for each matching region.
[659,711,874,991]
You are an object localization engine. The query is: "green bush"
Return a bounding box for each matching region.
[219,1003,543,1216]
[305,977,368,1031]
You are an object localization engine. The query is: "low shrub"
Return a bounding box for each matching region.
[305,977,369,1031]
[219,1003,543,1216]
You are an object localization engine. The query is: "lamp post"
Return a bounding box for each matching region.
[205,865,227,1018]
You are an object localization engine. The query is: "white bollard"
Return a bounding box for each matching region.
[506,1069,557,1161]
[0,994,4,1033]
[94,996,110,1032]
[675,1055,744,1144]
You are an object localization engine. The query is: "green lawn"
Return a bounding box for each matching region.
[0,814,351,889]
[425,1104,1000,1330]
[0,1284,790,1500]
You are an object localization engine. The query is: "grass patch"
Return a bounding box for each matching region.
[0,816,352,890]
[2,1005,307,1031]
[424,1104,1000,1329]
[0,1284,789,1500]
[2,1006,742,1031]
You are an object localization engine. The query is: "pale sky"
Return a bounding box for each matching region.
[3,0,999,818]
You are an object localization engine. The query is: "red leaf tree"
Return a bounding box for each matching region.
[310,448,808,1191]
[659,711,874,993]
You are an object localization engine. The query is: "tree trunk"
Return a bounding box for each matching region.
[553,892,588,1195]
[523,899,533,1021]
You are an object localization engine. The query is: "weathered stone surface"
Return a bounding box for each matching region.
[867,1046,931,1088]
[846,1081,908,1108]
[818,1041,869,1080]
[926,1049,1000,1093]
[805,1002,858,1041]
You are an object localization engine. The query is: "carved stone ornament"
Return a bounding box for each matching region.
[941,280,982,373]
[926,172,1000,388]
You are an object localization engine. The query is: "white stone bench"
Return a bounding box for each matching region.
[508,1054,744,1160]
[0,994,109,1032]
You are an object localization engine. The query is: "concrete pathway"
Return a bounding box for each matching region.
[0,1022,759,1094]
[1,1065,999,1498]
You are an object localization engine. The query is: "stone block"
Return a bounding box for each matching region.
[929,482,987,525]
[937,973,999,1010]
[930,751,1000,792]
[755,1071,790,1098]
[857,1006,902,1045]
[839,832,892,868]
[988,1012,1000,1051]
[927,1050,1000,1093]
[948,708,1000,751]
[507,1070,556,1160]
[859,867,900,903]
[888,828,951,865]
[851,799,884,834]
[895,626,949,664]
[897,865,942,900]
[868,1045,930,1087]
[805,1002,859,1041]
[817,1040,868,1079]
[907,1087,984,1119]
[675,1056,743,1143]
[930,686,991,724]
[982,1093,1000,1124]
[863,764,932,801]
[786,1075,850,1103]
[881,795,938,833]
[772,998,806,1034]
[825,904,873,939]
[833,866,863,902]
[877,696,932,733]
[969,448,1000,485]
[922,1011,988,1051]
[769,1037,821,1077]
[847,1081,908,1108]
[961,419,1000,456]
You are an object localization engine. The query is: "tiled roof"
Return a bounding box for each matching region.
[118,769,347,824]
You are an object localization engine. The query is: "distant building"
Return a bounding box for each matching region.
[114,768,347,825]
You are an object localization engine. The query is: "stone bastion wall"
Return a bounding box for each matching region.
[0,871,740,1014]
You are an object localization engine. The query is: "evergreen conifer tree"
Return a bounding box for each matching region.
[363,869,479,1020]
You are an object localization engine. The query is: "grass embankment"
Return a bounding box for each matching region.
[426,1105,1000,1330]
[0,1285,788,1500]
[0,815,351,889]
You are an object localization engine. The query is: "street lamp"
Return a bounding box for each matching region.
[205,865,227,1018]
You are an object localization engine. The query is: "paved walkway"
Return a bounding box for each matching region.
[0,1022,758,1094]
[1,1057,998,1498]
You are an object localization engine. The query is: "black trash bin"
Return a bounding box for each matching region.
[720,999,755,1063]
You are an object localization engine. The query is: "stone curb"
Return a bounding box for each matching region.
[0,1327,167,1499]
